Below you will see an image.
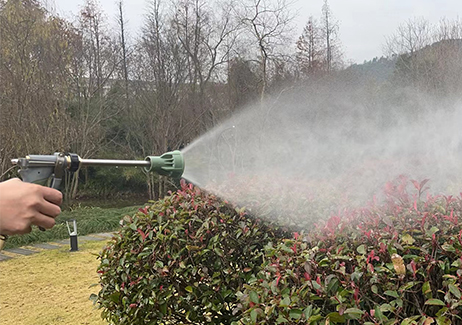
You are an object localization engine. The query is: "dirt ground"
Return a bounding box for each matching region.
[0,241,108,325]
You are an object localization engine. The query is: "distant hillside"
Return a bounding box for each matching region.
[344,56,396,83]
[341,39,462,95]
[392,38,462,95]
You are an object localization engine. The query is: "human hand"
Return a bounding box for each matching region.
[0,178,62,235]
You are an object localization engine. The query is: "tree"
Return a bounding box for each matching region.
[320,0,342,71]
[296,16,323,77]
[0,0,74,179]
[385,17,432,56]
[227,58,259,109]
[64,0,120,199]
[386,18,462,96]
[434,17,462,42]
[236,0,295,101]
[172,0,240,129]
[124,0,190,199]
[117,0,130,105]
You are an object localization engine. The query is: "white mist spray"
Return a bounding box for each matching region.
[182,83,462,226]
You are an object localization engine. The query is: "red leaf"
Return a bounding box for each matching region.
[276,274,281,286]
[368,263,374,273]
[138,207,148,215]
[137,228,147,241]
[410,260,417,278]
[291,243,297,254]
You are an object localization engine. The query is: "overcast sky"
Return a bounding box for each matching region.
[49,0,462,64]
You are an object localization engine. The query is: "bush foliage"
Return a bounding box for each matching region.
[239,177,462,324]
[96,180,287,324]
[96,177,462,324]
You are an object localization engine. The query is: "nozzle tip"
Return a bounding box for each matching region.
[11,159,18,165]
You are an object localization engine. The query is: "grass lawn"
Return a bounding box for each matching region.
[0,241,109,325]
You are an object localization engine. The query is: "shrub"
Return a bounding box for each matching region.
[96,180,288,324]
[96,177,461,324]
[238,177,462,324]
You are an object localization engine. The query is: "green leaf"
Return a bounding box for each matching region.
[422,281,432,298]
[401,234,415,245]
[436,316,451,325]
[452,259,462,268]
[374,305,385,322]
[318,258,330,267]
[326,277,339,295]
[425,299,445,306]
[307,314,323,323]
[371,285,378,294]
[109,292,120,303]
[289,309,303,320]
[159,303,167,315]
[357,245,366,255]
[400,281,420,291]
[448,283,461,299]
[380,304,393,312]
[89,293,98,303]
[250,291,259,304]
[276,315,288,323]
[350,271,363,282]
[279,296,290,307]
[327,312,345,323]
[311,280,322,290]
[250,309,257,323]
[344,307,364,316]
[280,244,294,254]
[441,243,456,252]
[185,286,193,293]
[304,305,313,319]
[214,247,224,257]
[436,307,448,317]
[384,290,399,298]
[400,318,418,325]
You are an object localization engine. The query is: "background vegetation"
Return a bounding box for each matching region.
[1,0,461,201]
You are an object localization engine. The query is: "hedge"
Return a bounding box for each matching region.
[95,177,462,324]
[95,180,288,324]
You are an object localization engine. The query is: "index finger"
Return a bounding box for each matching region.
[41,187,63,205]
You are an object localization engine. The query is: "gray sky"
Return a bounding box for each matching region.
[50,0,462,64]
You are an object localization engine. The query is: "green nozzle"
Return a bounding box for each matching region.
[145,150,184,178]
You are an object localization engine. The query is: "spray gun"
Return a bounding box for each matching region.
[10,150,184,188]
[0,150,184,249]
